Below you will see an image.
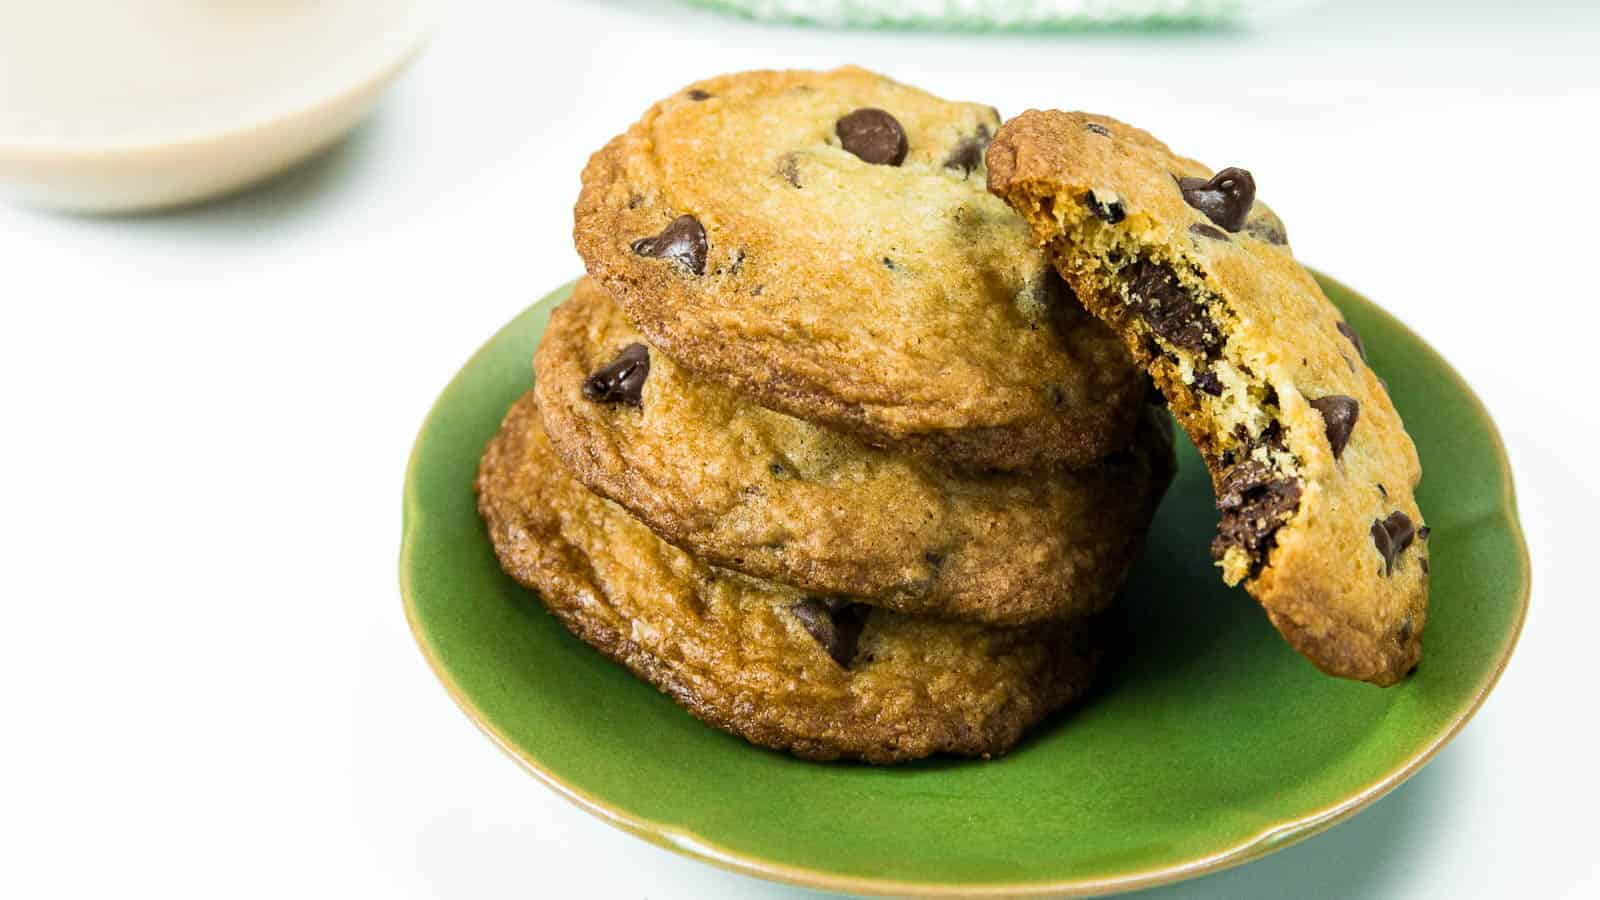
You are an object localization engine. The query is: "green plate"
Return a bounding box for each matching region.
[401,274,1528,896]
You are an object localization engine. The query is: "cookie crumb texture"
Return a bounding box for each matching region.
[987,110,1429,685]
[575,66,1144,471]
[476,392,1099,763]
[537,279,1175,625]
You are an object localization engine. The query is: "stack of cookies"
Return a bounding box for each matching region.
[477,67,1430,764]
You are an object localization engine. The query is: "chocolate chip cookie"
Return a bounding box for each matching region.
[987,110,1428,685]
[536,278,1175,625]
[477,390,1102,763]
[574,66,1144,471]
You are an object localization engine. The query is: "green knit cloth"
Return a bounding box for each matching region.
[681,0,1311,28]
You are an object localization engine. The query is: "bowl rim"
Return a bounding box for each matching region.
[398,272,1530,897]
[0,0,447,156]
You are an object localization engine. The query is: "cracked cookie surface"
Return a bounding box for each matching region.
[574,66,1143,471]
[988,110,1428,685]
[536,278,1174,626]
[476,390,1102,763]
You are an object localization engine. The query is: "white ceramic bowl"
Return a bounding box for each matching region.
[0,0,444,213]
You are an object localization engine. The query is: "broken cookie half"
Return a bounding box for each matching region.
[987,109,1429,686]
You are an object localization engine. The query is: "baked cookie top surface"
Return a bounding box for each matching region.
[476,390,1099,763]
[574,66,1143,471]
[535,278,1174,626]
[988,110,1428,685]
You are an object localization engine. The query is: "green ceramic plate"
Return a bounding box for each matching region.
[401,274,1527,897]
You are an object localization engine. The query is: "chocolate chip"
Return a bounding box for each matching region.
[631,215,708,275]
[1193,369,1223,395]
[582,343,650,407]
[836,108,907,166]
[1084,191,1126,224]
[942,125,990,175]
[1258,420,1287,454]
[1371,511,1416,576]
[790,597,869,667]
[1309,395,1360,458]
[1418,525,1431,540]
[778,154,802,188]
[923,551,945,568]
[769,462,786,477]
[1190,223,1231,242]
[1399,615,1414,642]
[1085,122,1111,136]
[1178,167,1256,232]
[1377,483,1388,498]
[1337,321,1368,361]
[1343,354,1356,373]
[687,89,712,101]
[882,257,896,270]
[1420,558,1429,575]
[1245,219,1287,245]
[1125,258,1221,355]
[1211,461,1303,565]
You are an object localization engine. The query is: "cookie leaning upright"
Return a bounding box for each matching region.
[987,110,1429,685]
[574,67,1144,471]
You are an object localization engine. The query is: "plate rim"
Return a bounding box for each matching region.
[399,272,1530,898]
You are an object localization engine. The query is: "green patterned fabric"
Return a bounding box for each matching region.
[679,0,1309,28]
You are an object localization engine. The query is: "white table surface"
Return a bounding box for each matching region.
[4,1,1597,897]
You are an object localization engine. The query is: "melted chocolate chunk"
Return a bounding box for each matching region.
[1309,395,1360,458]
[1088,188,1126,222]
[1125,258,1221,355]
[790,597,869,667]
[1337,321,1368,361]
[836,108,908,166]
[1245,218,1287,245]
[1178,167,1256,232]
[1190,223,1231,242]
[1371,511,1416,575]
[1261,421,1288,453]
[687,89,712,101]
[942,125,990,175]
[1234,420,1287,455]
[1193,369,1223,396]
[1085,122,1111,136]
[1211,461,1303,565]
[631,215,708,275]
[1083,190,1126,224]
[1420,558,1429,575]
[582,343,650,407]
[1399,615,1415,643]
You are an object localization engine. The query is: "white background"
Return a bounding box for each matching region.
[4,1,1598,897]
